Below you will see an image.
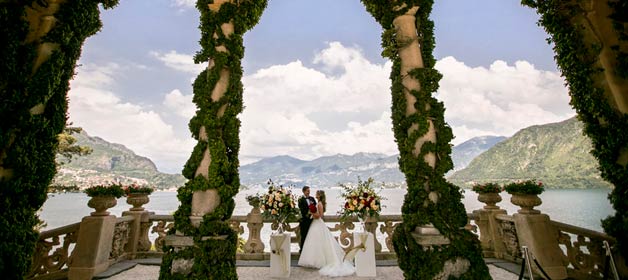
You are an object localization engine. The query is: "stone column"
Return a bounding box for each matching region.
[122,208,150,257]
[68,214,117,280]
[472,193,508,258]
[188,0,235,227]
[513,211,568,279]
[393,5,448,248]
[243,205,264,254]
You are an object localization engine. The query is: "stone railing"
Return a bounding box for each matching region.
[552,220,617,279]
[28,191,627,280]
[494,214,522,262]
[139,212,405,260]
[26,222,80,280]
[472,192,627,280]
[110,216,133,262]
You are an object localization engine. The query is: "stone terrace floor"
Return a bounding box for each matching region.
[96,258,521,280]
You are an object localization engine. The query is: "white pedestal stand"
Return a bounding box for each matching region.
[270,233,291,278]
[353,231,376,277]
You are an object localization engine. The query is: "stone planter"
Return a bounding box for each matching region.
[87,196,117,216]
[477,192,502,210]
[126,193,150,211]
[510,193,542,214]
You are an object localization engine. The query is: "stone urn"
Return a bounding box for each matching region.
[126,193,150,211]
[510,193,542,214]
[477,192,502,210]
[87,196,117,216]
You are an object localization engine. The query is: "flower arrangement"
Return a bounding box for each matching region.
[471,182,502,194]
[504,180,545,195]
[84,184,125,198]
[123,183,154,196]
[338,177,384,221]
[258,180,299,222]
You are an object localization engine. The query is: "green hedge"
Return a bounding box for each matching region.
[522,0,628,260]
[159,1,267,279]
[0,1,117,278]
[360,1,489,279]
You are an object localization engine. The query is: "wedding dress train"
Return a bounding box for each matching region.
[298,218,355,277]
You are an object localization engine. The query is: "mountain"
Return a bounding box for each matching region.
[450,136,507,172]
[448,117,612,189]
[239,153,405,187]
[53,131,186,190]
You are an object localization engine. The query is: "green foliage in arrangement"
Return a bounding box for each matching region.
[471,183,503,194]
[0,1,117,278]
[360,0,490,278]
[123,183,155,195]
[159,0,267,279]
[503,180,544,195]
[521,0,628,259]
[84,184,125,198]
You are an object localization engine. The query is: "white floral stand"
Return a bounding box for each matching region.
[270,233,291,278]
[353,231,376,277]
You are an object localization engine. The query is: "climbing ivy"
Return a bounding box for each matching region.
[521,0,628,260]
[159,0,267,279]
[360,0,489,279]
[0,1,117,278]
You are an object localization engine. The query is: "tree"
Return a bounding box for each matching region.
[56,124,92,165]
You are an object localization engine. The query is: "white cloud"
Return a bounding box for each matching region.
[163,89,195,119]
[69,43,574,171]
[435,56,575,144]
[150,50,206,75]
[68,63,195,173]
[239,42,396,163]
[171,0,195,8]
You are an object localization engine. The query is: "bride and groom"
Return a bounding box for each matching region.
[297,186,355,277]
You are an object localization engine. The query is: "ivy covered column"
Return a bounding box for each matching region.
[360,1,490,279]
[159,0,266,279]
[522,0,628,262]
[0,1,116,278]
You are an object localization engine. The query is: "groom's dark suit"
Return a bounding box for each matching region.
[298,195,317,253]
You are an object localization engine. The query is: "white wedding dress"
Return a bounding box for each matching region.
[298,206,355,277]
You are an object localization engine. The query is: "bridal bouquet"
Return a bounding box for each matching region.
[338,177,384,221]
[258,179,299,224]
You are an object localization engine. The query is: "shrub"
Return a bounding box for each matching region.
[504,180,545,195]
[84,184,125,198]
[471,182,502,194]
[123,183,154,195]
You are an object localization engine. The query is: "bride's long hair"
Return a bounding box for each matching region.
[316,190,327,213]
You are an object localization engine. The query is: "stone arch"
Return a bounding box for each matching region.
[158,0,488,278]
[1,0,626,278]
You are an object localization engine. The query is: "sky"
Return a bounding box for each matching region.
[68,0,575,174]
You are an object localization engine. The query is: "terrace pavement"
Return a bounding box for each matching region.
[96,258,521,280]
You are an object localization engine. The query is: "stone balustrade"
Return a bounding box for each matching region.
[26,222,80,280]
[26,192,626,280]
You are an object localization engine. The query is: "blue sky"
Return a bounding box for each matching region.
[68,0,574,173]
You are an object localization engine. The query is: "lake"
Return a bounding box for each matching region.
[40,188,614,232]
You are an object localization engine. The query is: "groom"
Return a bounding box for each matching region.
[298,185,316,253]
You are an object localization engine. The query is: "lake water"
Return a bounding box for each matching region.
[41,188,614,232]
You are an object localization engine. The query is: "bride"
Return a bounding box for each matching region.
[298,190,355,277]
